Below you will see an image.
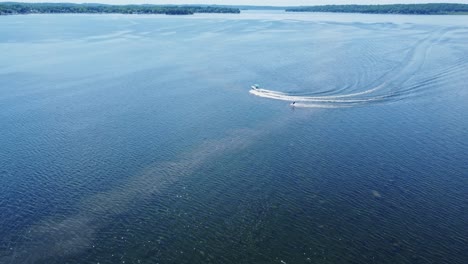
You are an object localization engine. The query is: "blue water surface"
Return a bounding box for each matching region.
[0,11,467,264]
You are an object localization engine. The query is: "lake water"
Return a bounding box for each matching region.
[0,11,467,264]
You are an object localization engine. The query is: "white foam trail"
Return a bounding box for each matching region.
[291,102,344,109]
[250,88,387,104]
[251,85,382,99]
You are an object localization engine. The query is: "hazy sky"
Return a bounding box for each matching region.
[11,0,468,6]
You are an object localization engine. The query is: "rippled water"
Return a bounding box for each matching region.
[0,11,467,264]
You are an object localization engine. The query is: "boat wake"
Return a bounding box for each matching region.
[250,28,461,108]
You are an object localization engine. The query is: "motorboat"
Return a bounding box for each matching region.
[251,84,260,90]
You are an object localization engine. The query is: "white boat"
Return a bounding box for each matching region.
[251,84,260,90]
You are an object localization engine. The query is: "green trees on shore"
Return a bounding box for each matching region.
[0,3,241,15]
[2,3,467,16]
[286,4,468,15]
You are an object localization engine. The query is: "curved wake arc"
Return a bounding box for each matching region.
[249,29,448,108]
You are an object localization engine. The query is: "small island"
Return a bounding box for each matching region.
[286,4,468,15]
[0,3,241,16]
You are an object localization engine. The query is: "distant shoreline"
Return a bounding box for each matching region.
[0,3,240,16]
[286,4,468,15]
[1,3,468,16]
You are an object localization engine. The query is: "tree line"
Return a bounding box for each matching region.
[286,4,468,15]
[0,3,241,15]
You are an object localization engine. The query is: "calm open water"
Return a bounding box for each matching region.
[0,11,467,264]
